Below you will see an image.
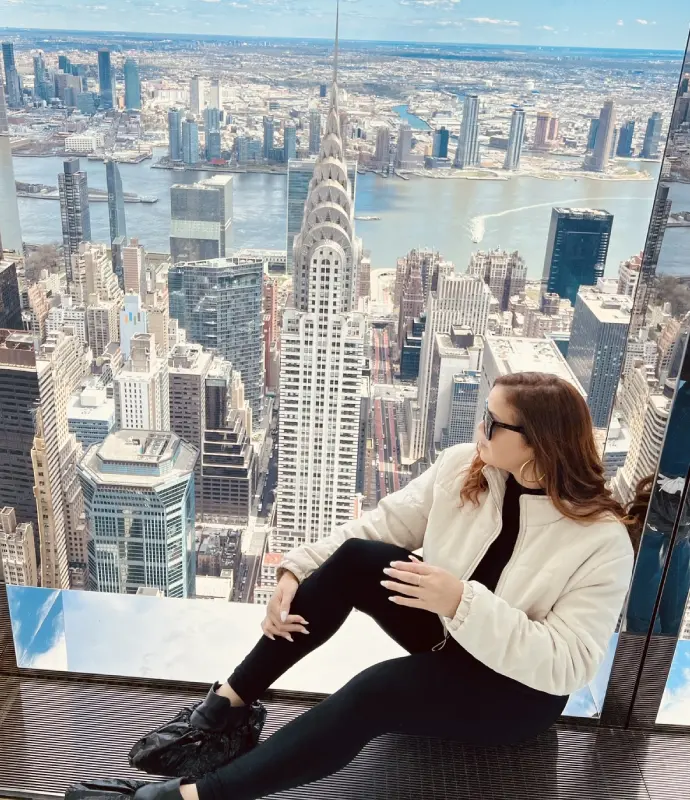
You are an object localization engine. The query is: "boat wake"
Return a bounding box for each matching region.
[467,196,649,245]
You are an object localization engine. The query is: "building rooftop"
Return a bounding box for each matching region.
[168,343,213,374]
[486,335,586,396]
[67,387,115,423]
[577,289,632,325]
[81,430,198,488]
[553,207,612,218]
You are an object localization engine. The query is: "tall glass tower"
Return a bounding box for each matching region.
[541,207,613,306]
[2,43,22,108]
[97,48,114,110]
[454,93,480,169]
[641,112,663,158]
[123,58,141,110]
[105,160,127,246]
[167,256,264,423]
[182,117,199,164]
[58,158,92,281]
[0,83,23,251]
[504,108,525,170]
[168,108,183,161]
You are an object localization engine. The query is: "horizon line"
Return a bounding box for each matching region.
[0,25,685,55]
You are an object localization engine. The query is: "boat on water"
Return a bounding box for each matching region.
[173,165,186,171]
[139,196,158,204]
[354,215,381,221]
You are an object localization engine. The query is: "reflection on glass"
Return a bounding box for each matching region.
[0,11,687,732]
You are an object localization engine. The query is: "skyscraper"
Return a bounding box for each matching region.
[566,288,631,429]
[204,106,221,132]
[504,108,525,170]
[169,175,233,264]
[432,127,450,159]
[395,123,412,168]
[32,52,52,102]
[0,507,37,587]
[641,112,663,159]
[167,256,264,422]
[617,120,635,157]
[121,237,146,299]
[584,100,616,172]
[205,130,221,161]
[284,123,297,162]
[182,116,199,164]
[0,83,23,251]
[533,112,552,150]
[0,257,21,329]
[78,430,197,597]
[70,241,122,306]
[209,78,221,110]
[97,48,114,110]
[0,331,41,535]
[278,12,366,549]
[374,126,390,167]
[204,107,221,161]
[467,249,527,311]
[587,118,600,152]
[123,57,141,110]
[286,158,357,274]
[309,109,321,155]
[114,332,170,431]
[32,330,90,590]
[541,207,613,306]
[2,42,22,108]
[105,159,127,247]
[426,327,482,456]
[190,75,202,115]
[58,158,92,281]
[263,116,275,159]
[168,108,183,161]
[454,93,480,169]
[201,356,257,523]
[411,273,492,460]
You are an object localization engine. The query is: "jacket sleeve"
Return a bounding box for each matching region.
[444,541,635,696]
[279,449,449,583]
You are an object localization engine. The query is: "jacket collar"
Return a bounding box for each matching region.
[482,464,564,526]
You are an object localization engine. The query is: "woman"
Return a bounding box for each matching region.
[71,372,641,800]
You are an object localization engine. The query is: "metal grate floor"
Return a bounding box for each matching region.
[1,675,690,800]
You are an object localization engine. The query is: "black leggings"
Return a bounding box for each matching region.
[196,540,568,800]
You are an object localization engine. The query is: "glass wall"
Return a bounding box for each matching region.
[0,1,689,729]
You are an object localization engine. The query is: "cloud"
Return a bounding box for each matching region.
[468,16,520,27]
[537,25,556,31]
[636,18,649,25]
[399,0,461,7]
[199,0,220,3]
[616,19,624,26]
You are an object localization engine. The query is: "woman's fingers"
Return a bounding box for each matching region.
[383,566,424,585]
[381,579,421,597]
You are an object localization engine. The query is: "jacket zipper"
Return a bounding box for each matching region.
[432,469,505,652]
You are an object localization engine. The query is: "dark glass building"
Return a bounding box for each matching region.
[167,256,264,423]
[97,48,114,109]
[105,160,127,247]
[0,259,21,330]
[541,207,613,306]
[169,176,232,264]
[123,58,141,110]
[400,315,426,382]
[616,120,635,157]
[58,158,92,281]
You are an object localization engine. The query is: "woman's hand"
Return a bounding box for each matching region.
[381,557,465,619]
[263,571,310,642]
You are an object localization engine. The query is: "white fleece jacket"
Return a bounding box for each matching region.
[279,442,635,697]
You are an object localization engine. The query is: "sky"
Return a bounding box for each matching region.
[0,0,687,50]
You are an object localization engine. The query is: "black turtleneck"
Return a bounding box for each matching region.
[468,473,546,593]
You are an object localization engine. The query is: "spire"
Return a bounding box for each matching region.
[331,0,340,111]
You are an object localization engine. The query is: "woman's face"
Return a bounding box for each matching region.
[476,386,535,476]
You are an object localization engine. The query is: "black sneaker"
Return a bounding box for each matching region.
[128,684,267,780]
[66,778,183,800]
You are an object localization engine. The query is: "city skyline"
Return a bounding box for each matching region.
[0,2,685,50]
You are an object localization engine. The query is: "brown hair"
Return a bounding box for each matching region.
[460,372,646,552]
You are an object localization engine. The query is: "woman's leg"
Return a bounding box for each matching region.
[229,539,446,704]
[195,646,568,800]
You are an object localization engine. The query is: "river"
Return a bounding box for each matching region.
[12,150,662,279]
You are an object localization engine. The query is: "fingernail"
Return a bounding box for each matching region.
[286,635,293,642]
[380,580,388,587]
[280,611,288,622]
[301,629,310,635]
[390,561,399,567]
[382,568,391,575]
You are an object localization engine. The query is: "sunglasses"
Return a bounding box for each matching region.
[483,401,526,441]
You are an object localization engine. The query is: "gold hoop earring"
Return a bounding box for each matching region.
[520,458,545,484]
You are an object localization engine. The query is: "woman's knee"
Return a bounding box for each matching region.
[331,538,411,570]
